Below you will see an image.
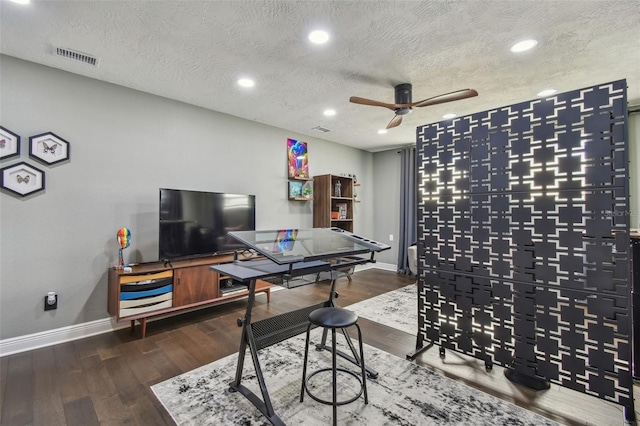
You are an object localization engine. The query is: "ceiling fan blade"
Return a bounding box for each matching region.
[387,115,403,129]
[412,89,478,108]
[350,96,398,111]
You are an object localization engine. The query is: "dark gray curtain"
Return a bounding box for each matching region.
[397,147,417,274]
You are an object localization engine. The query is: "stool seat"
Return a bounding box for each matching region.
[309,307,358,329]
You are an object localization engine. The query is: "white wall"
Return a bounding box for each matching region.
[0,55,374,340]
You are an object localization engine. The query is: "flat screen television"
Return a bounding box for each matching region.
[159,188,256,260]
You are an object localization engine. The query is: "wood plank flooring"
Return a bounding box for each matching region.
[0,269,637,425]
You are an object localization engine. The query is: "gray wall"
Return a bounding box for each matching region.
[0,55,374,340]
[372,149,401,265]
[4,54,634,343]
[370,109,640,266]
[628,111,640,225]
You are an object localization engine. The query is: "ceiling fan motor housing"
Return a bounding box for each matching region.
[395,83,412,115]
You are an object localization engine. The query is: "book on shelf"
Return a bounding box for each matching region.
[336,202,348,219]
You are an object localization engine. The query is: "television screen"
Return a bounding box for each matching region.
[159,188,256,260]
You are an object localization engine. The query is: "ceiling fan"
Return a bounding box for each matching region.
[349,83,478,129]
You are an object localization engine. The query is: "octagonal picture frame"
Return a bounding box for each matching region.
[29,132,70,166]
[0,161,46,197]
[0,126,21,161]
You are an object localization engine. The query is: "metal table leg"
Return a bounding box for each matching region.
[229,279,285,426]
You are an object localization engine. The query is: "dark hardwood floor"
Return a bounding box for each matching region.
[1,269,637,425]
[0,269,414,426]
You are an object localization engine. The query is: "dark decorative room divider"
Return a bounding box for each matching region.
[412,80,634,419]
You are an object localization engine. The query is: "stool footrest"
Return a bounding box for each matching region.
[303,367,364,407]
[314,342,379,379]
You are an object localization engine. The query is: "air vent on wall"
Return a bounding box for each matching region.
[52,46,100,67]
[312,126,331,133]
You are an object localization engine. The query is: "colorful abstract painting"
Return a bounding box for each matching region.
[273,229,298,253]
[287,138,308,178]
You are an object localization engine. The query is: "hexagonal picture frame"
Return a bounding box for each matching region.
[0,126,21,161]
[0,161,45,197]
[29,132,70,166]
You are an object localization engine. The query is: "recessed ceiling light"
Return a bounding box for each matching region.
[537,89,557,97]
[9,0,30,4]
[237,78,255,88]
[442,113,457,119]
[377,129,387,135]
[309,30,330,44]
[510,39,538,53]
[323,109,336,117]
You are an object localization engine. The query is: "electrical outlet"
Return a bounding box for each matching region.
[389,234,394,241]
[44,293,58,311]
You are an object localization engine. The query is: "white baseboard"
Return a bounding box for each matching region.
[0,265,398,357]
[355,262,397,272]
[0,317,127,357]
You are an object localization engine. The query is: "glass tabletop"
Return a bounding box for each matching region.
[229,227,389,264]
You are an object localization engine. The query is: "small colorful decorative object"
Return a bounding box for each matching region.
[116,227,131,268]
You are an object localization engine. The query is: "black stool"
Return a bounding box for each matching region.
[299,307,368,425]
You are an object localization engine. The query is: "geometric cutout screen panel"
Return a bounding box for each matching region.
[416,80,633,410]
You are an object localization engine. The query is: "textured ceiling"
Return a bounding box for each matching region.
[1,1,639,152]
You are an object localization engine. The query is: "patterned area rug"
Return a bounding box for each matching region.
[152,329,557,425]
[343,284,417,335]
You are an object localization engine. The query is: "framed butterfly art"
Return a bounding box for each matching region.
[0,161,45,197]
[29,132,70,165]
[0,126,21,161]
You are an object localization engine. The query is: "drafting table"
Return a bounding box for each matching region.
[210,227,389,425]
